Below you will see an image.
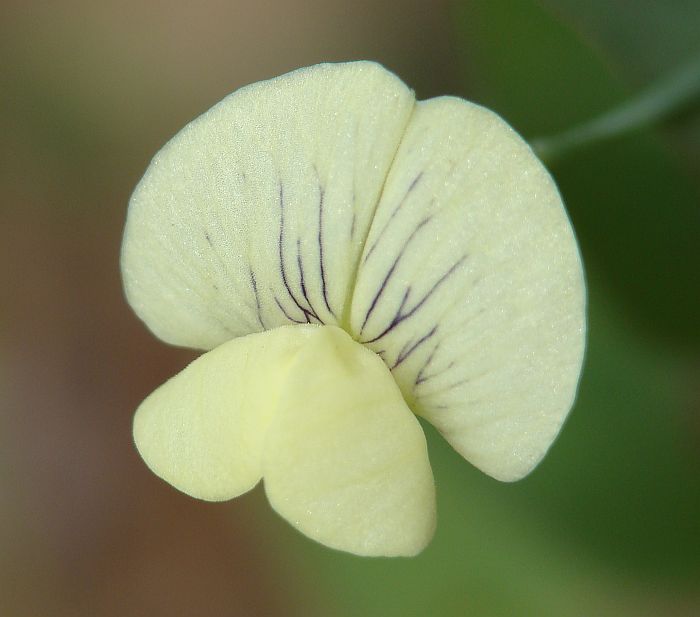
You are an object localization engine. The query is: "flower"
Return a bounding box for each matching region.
[121,61,586,557]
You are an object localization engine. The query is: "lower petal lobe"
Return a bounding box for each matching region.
[133,326,317,501]
[263,326,435,557]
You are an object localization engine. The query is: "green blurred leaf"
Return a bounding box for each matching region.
[540,0,700,81]
[514,276,700,576]
[540,0,700,202]
[453,0,700,350]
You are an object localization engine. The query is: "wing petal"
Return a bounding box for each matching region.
[350,98,586,481]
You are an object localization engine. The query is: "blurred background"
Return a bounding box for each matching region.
[2,0,699,615]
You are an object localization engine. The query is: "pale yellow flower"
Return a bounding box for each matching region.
[121,61,586,557]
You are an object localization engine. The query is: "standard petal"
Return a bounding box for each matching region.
[122,62,415,350]
[349,97,586,481]
[133,325,317,501]
[263,326,435,557]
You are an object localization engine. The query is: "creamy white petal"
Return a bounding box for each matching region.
[349,98,586,481]
[122,62,415,350]
[133,325,317,501]
[263,326,435,557]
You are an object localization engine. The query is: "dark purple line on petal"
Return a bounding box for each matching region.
[362,253,467,344]
[349,211,356,240]
[318,186,335,317]
[441,377,472,392]
[363,172,425,264]
[394,339,412,364]
[274,295,306,324]
[370,286,409,342]
[419,375,487,401]
[359,217,432,335]
[395,287,411,316]
[278,182,311,322]
[249,268,266,329]
[392,325,438,369]
[398,254,467,320]
[297,238,322,323]
[399,254,468,320]
[415,343,440,385]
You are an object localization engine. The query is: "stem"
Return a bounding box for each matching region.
[531,53,700,164]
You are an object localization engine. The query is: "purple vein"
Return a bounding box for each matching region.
[278,183,312,322]
[359,217,432,334]
[297,238,321,323]
[249,268,266,329]
[274,295,305,324]
[363,172,424,264]
[415,343,440,385]
[392,325,438,369]
[362,254,467,344]
[318,186,334,317]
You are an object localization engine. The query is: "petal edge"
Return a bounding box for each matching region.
[263,326,436,556]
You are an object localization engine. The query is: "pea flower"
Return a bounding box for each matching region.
[121,62,585,557]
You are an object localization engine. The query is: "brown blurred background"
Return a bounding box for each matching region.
[2,1,699,616]
[1,2,457,615]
